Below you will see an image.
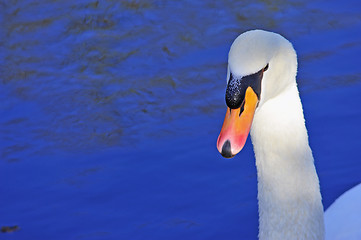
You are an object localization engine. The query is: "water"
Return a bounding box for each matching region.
[1,0,361,239]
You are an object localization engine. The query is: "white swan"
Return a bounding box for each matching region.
[216,29,361,240]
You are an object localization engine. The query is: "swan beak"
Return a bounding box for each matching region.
[217,87,259,158]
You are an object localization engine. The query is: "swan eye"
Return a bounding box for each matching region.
[264,64,269,72]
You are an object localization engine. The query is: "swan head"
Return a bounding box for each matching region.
[217,30,298,158]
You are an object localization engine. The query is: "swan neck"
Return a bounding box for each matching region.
[251,84,325,240]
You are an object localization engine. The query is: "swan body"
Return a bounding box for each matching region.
[217,30,360,240]
[325,183,361,240]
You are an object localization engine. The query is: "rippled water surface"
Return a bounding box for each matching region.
[1,0,361,239]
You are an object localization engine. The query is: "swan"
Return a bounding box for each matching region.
[216,29,361,240]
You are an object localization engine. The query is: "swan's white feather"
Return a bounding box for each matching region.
[251,84,324,240]
[325,183,361,240]
[227,29,360,240]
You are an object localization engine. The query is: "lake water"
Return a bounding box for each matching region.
[1,0,361,239]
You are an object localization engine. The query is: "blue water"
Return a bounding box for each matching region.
[1,0,361,239]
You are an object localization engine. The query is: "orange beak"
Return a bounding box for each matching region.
[217,87,259,158]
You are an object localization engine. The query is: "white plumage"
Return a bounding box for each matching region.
[226,30,361,240]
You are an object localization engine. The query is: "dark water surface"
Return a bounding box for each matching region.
[1,0,361,239]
